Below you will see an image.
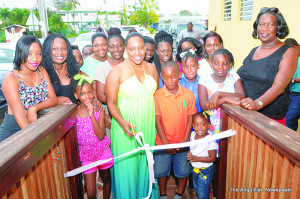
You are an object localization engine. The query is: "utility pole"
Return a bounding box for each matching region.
[31,9,35,36]
[103,0,109,30]
[38,0,48,38]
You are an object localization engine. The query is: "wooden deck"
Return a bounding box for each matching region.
[0,104,299,199]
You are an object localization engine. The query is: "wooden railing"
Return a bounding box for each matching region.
[216,104,300,199]
[1,103,300,199]
[0,105,83,199]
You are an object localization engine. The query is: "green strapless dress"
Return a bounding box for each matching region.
[111,73,158,199]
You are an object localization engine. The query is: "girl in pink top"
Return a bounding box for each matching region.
[71,74,113,199]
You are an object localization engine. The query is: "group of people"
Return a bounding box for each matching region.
[0,7,299,199]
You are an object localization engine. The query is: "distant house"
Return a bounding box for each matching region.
[208,0,300,69]
[59,10,121,32]
[3,25,27,43]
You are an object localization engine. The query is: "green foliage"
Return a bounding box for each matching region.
[65,30,78,38]
[0,8,11,29]
[48,14,68,33]
[0,31,6,42]
[148,28,156,34]
[180,10,193,16]
[11,8,31,25]
[120,0,160,28]
[0,7,30,30]
[120,7,129,25]
[98,11,120,15]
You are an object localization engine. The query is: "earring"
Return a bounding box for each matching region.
[256,35,258,39]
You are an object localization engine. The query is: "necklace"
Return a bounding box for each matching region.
[54,65,66,77]
[109,57,124,66]
[128,60,146,85]
[19,71,38,87]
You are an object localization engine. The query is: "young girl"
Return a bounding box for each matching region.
[0,35,57,142]
[198,49,245,153]
[187,112,217,199]
[176,37,202,72]
[71,74,113,199]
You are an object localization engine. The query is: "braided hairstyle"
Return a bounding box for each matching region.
[193,112,211,124]
[212,49,234,69]
[154,30,173,74]
[70,74,93,95]
[176,37,202,62]
[42,33,79,85]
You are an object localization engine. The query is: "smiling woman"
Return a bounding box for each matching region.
[105,32,159,199]
[42,33,79,105]
[237,7,298,124]
[0,35,57,142]
[80,33,108,78]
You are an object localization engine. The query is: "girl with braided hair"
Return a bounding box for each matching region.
[154,30,174,88]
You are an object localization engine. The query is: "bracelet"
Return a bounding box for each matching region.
[255,100,263,110]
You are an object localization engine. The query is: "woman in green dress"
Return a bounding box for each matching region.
[105,32,159,199]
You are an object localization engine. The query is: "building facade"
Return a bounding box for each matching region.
[208,0,300,69]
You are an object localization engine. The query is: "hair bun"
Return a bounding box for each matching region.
[107,27,121,36]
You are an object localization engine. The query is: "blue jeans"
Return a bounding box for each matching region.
[193,163,215,199]
[286,93,300,131]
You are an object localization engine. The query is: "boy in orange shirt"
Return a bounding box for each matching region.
[154,61,197,199]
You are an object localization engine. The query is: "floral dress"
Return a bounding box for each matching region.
[198,72,240,154]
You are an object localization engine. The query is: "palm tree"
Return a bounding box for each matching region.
[68,0,80,31]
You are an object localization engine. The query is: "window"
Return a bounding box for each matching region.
[84,13,88,16]
[240,0,253,20]
[61,13,66,16]
[224,0,232,21]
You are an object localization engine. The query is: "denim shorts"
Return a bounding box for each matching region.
[154,147,190,178]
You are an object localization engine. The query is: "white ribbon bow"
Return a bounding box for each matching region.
[180,48,196,58]
[64,129,236,199]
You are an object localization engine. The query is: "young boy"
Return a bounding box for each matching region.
[154,61,197,199]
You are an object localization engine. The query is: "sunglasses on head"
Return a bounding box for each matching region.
[260,7,280,14]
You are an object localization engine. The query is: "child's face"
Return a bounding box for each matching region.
[145,43,155,61]
[193,116,210,137]
[72,49,83,67]
[161,66,181,93]
[182,57,198,82]
[212,54,232,78]
[74,83,94,105]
